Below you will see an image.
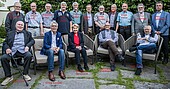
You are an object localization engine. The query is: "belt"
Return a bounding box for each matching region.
[43,26,50,29]
[119,25,131,29]
[28,26,39,28]
[88,26,93,28]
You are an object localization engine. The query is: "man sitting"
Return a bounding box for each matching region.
[99,22,124,71]
[1,21,35,86]
[131,25,158,75]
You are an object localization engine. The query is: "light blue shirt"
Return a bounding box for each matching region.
[70,10,82,24]
[156,10,162,28]
[25,11,43,27]
[137,33,158,45]
[110,13,116,27]
[11,32,25,55]
[117,11,133,26]
[99,30,118,43]
[51,31,56,48]
[41,11,54,27]
[87,12,93,27]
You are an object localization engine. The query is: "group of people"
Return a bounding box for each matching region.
[0,1,169,86]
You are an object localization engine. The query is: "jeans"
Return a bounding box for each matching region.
[136,43,157,68]
[44,49,65,71]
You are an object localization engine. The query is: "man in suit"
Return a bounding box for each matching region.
[40,21,66,81]
[132,3,151,35]
[68,24,89,72]
[81,4,95,39]
[1,21,35,86]
[108,4,118,31]
[152,1,170,64]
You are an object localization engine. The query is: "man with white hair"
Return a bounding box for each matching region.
[1,21,35,86]
[41,3,54,33]
[53,2,72,35]
[70,2,82,31]
[132,3,151,35]
[94,5,109,34]
[108,4,118,31]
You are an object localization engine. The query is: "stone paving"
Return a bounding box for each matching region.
[0,56,169,89]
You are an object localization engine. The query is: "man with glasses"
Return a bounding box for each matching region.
[132,3,151,35]
[99,22,124,71]
[94,5,109,34]
[5,2,25,67]
[151,1,170,64]
[116,3,133,40]
[25,2,43,37]
[41,3,54,33]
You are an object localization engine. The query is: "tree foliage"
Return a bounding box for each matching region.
[20,0,170,14]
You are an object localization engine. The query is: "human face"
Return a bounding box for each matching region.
[144,27,151,34]
[31,3,37,12]
[86,5,92,13]
[105,23,111,30]
[122,3,128,12]
[138,6,144,13]
[51,24,58,33]
[73,4,78,10]
[111,5,116,12]
[61,4,67,11]
[45,4,51,12]
[16,21,24,32]
[156,3,163,11]
[73,26,79,34]
[14,3,21,12]
[99,7,104,13]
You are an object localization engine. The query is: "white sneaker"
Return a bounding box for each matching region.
[23,75,31,81]
[1,76,13,86]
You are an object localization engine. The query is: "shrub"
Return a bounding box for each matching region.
[0,26,6,38]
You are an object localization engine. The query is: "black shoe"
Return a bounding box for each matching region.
[162,59,168,64]
[135,68,142,75]
[84,65,89,71]
[129,47,137,52]
[77,65,84,72]
[116,54,124,62]
[17,61,24,66]
[110,65,116,71]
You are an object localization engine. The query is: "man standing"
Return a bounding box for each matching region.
[94,5,109,34]
[5,2,25,32]
[25,2,43,37]
[116,3,133,40]
[99,22,124,71]
[53,2,72,35]
[132,3,151,35]
[108,4,118,31]
[41,3,54,33]
[81,4,95,39]
[40,21,66,81]
[1,21,35,86]
[152,1,170,64]
[70,2,82,31]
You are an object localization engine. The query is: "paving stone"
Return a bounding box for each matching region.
[140,67,159,80]
[158,64,170,80]
[0,67,19,79]
[8,69,43,89]
[97,80,113,84]
[97,70,118,80]
[134,81,168,89]
[34,79,96,89]
[120,70,134,78]
[99,84,126,89]
[64,70,93,78]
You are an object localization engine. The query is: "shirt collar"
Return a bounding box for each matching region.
[157,10,162,13]
[31,11,37,14]
[45,11,51,13]
[51,31,56,35]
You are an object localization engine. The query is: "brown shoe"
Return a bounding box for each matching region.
[48,72,55,81]
[58,71,66,79]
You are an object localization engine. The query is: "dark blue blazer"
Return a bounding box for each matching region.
[68,32,84,50]
[152,11,170,36]
[40,31,63,55]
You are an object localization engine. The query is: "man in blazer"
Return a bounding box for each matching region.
[68,24,89,72]
[1,21,35,86]
[152,1,170,64]
[108,4,118,31]
[81,4,95,39]
[132,3,151,35]
[40,21,66,81]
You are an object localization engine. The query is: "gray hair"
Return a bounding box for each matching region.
[137,3,145,8]
[61,2,67,6]
[14,2,21,6]
[50,21,58,27]
[99,5,105,9]
[45,3,52,8]
[72,2,78,7]
[111,4,117,9]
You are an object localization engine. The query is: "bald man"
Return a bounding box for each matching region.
[1,21,35,86]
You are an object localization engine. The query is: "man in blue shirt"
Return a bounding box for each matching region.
[116,3,133,40]
[53,2,72,35]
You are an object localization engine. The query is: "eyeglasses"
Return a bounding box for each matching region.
[15,6,21,8]
[31,6,36,7]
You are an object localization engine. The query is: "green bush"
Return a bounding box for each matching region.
[0,26,6,38]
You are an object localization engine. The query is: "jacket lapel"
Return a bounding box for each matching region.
[49,31,52,45]
[158,11,164,27]
[137,13,143,23]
